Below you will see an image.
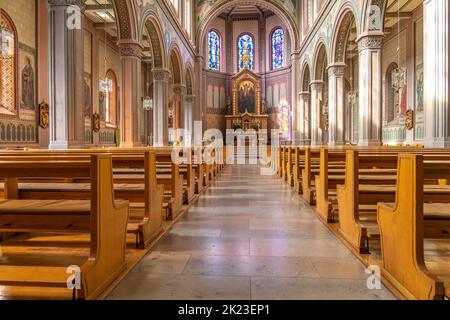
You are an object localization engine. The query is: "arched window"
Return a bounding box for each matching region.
[0,10,17,114]
[238,33,254,72]
[208,30,220,71]
[105,70,117,126]
[271,27,284,70]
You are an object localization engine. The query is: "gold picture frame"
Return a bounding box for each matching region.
[39,101,49,129]
[405,109,414,130]
[93,113,101,133]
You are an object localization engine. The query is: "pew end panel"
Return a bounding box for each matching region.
[378,154,448,300]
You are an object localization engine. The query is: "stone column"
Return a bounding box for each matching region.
[152,68,170,146]
[298,91,311,145]
[291,53,301,144]
[184,95,195,146]
[194,56,205,127]
[424,0,450,147]
[48,0,85,149]
[328,63,346,145]
[118,40,143,147]
[173,84,186,142]
[356,33,384,146]
[310,81,324,145]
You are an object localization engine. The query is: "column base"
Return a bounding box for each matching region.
[424,138,450,148]
[328,140,345,146]
[120,141,143,148]
[49,141,84,150]
[358,139,383,147]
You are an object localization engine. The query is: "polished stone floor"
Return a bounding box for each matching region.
[107,165,395,300]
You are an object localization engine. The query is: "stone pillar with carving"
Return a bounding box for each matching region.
[328,63,346,145]
[298,91,311,145]
[184,95,196,146]
[310,81,324,145]
[357,33,383,146]
[118,40,143,147]
[48,0,85,149]
[424,0,450,147]
[152,68,170,146]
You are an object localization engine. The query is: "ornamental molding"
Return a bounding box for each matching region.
[152,68,171,81]
[328,65,346,77]
[118,41,143,58]
[357,35,384,51]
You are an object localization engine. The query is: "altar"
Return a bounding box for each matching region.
[225,68,268,131]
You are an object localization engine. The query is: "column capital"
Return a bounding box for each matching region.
[328,64,346,77]
[310,80,324,90]
[299,91,311,97]
[48,0,86,11]
[117,40,143,59]
[356,33,384,51]
[173,84,187,95]
[152,68,171,81]
[185,95,196,103]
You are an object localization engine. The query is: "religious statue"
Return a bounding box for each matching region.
[39,101,49,129]
[225,97,232,114]
[21,57,34,109]
[92,113,101,133]
[238,81,255,114]
[84,76,92,117]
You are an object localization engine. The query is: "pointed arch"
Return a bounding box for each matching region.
[301,63,311,92]
[141,15,167,69]
[313,41,328,81]
[331,3,359,64]
[169,45,183,85]
[185,66,194,95]
[111,0,138,40]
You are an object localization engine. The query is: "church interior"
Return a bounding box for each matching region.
[0,0,449,302]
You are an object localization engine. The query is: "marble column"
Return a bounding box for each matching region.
[291,53,301,144]
[424,0,450,147]
[48,0,85,149]
[118,40,143,147]
[310,81,324,145]
[328,63,346,145]
[152,68,170,147]
[173,84,186,142]
[184,95,195,146]
[356,33,383,146]
[298,91,311,145]
[194,56,205,129]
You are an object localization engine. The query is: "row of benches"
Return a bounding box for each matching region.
[273,145,450,300]
[0,147,225,300]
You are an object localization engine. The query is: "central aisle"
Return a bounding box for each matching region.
[108,165,395,300]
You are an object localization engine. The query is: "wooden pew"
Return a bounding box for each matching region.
[0,152,165,248]
[337,150,450,253]
[314,149,346,222]
[378,154,450,300]
[336,151,399,253]
[0,155,128,300]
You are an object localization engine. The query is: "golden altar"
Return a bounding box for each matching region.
[225,68,268,131]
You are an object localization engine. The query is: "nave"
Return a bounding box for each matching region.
[107,165,394,300]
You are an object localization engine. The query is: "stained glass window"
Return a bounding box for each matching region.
[208,30,220,71]
[238,34,254,72]
[0,11,16,114]
[272,28,284,70]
